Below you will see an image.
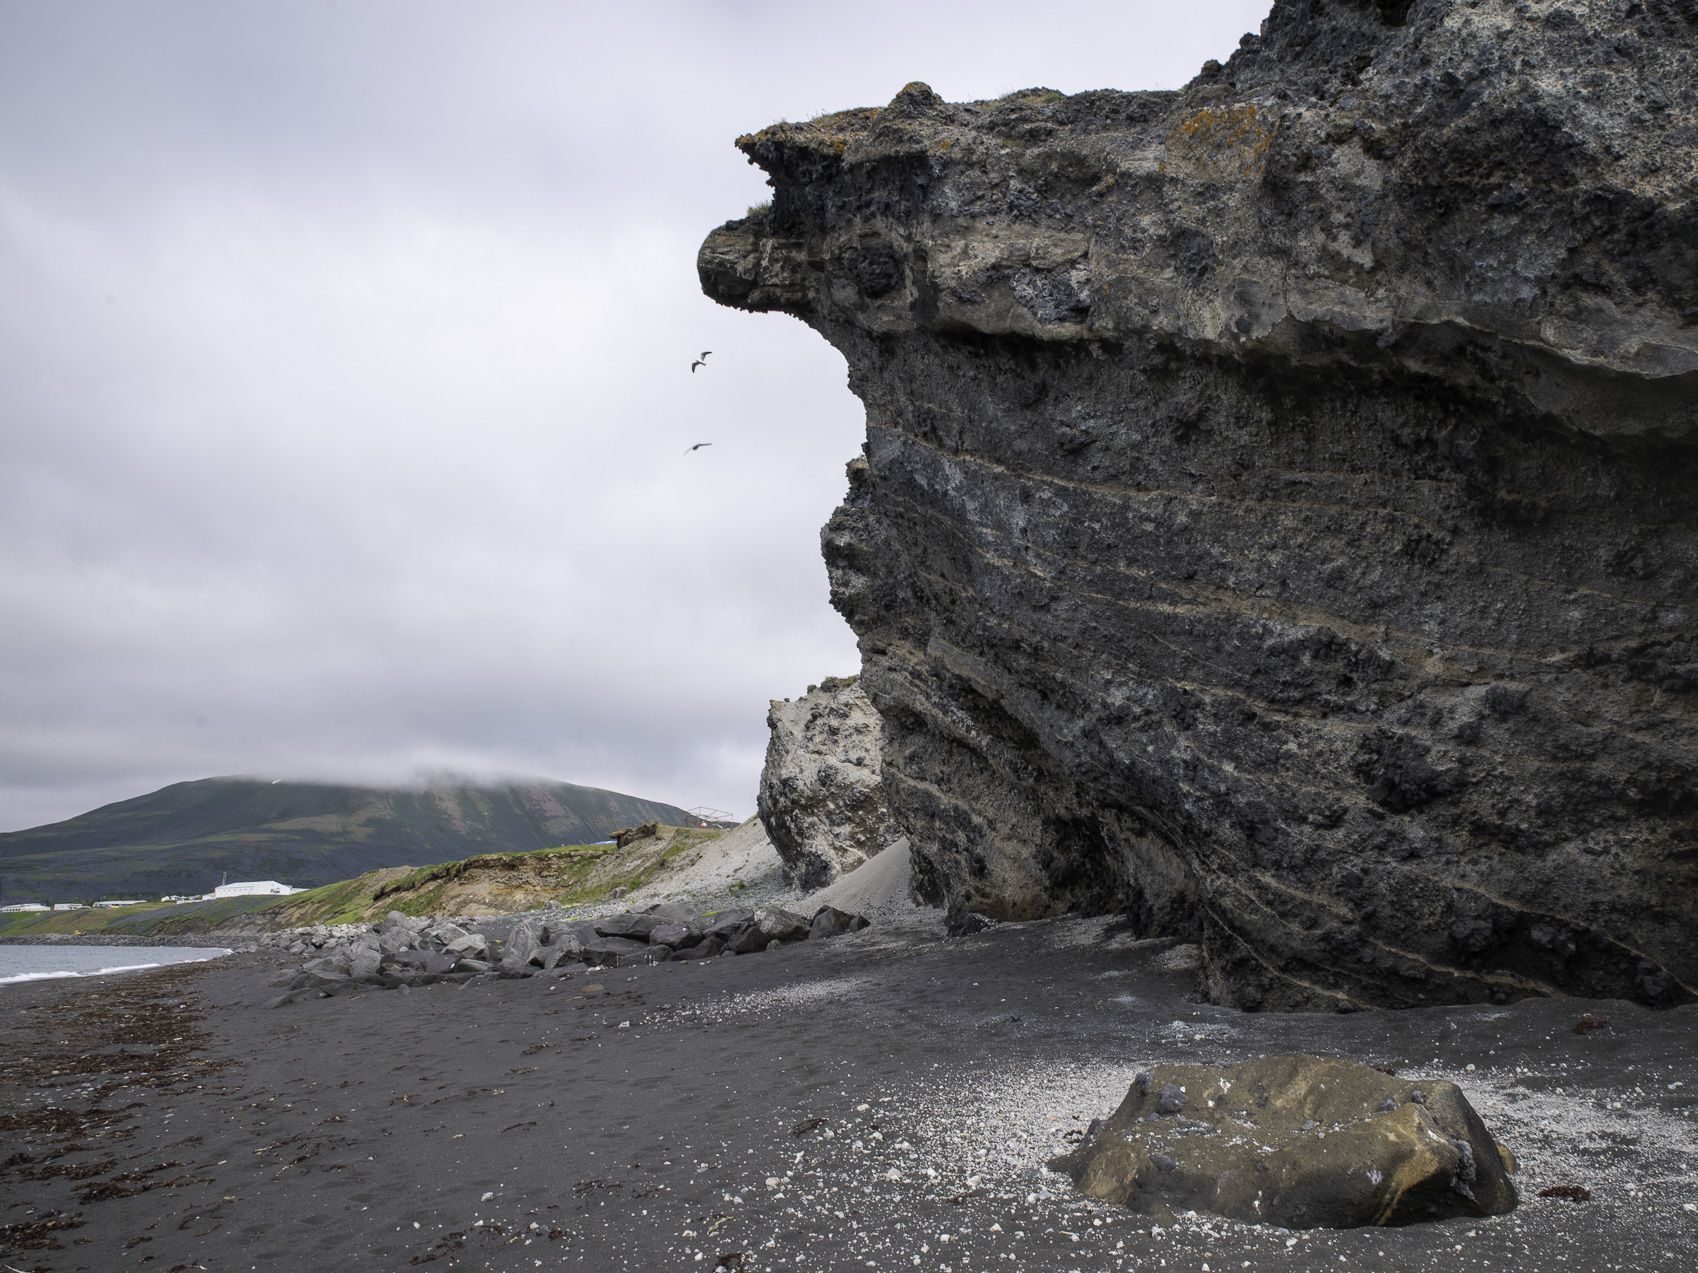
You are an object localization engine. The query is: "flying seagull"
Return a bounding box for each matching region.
[690,350,713,373]
[685,442,713,453]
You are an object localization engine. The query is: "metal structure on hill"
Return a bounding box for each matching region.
[684,806,738,830]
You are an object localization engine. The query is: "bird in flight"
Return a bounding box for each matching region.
[685,442,713,454]
[690,351,713,373]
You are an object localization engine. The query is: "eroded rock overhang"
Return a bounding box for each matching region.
[700,0,1698,1012]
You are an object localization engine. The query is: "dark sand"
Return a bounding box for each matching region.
[3,915,1694,1272]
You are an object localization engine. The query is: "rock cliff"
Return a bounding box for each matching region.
[701,0,1698,1011]
[757,676,901,889]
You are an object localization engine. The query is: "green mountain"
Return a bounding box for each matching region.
[0,776,693,904]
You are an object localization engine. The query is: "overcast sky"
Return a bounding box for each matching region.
[0,0,1270,831]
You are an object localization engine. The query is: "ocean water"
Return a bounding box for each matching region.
[0,944,230,986]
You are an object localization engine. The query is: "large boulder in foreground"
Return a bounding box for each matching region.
[1049,1056,1516,1229]
[702,0,1698,1011]
[758,675,902,889]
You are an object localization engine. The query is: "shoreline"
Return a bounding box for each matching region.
[0,942,235,988]
[2,914,1692,1271]
[0,932,248,947]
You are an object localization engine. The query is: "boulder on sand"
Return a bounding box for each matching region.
[596,913,663,940]
[648,922,704,950]
[1048,1056,1516,1229]
[756,906,812,943]
[293,960,350,990]
[500,918,548,974]
[427,920,470,946]
[643,902,697,923]
[673,936,725,961]
[808,905,869,940]
[348,939,382,980]
[445,932,488,959]
[582,934,669,968]
[541,920,597,963]
[724,924,770,955]
[703,909,754,941]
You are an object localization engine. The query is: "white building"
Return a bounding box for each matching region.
[52,902,89,911]
[0,902,50,913]
[203,880,304,899]
[92,900,147,909]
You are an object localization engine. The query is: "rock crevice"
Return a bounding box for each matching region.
[703,0,1698,1011]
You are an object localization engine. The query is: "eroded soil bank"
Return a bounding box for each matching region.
[2,916,1693,1271]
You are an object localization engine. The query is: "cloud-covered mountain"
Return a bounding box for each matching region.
[0,776,690,903]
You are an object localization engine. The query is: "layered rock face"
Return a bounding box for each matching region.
[702,0,1698,1011]
[758,676,901,889]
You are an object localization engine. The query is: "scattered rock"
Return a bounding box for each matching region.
[1048,1056,1517,1229]
[267,897,872,1003]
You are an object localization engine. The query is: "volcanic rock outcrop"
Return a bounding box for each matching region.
[701,0,1698,1011]
[1049,1056,1518,1228]
[758,675,902,889]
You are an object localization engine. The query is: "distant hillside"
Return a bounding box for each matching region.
[0,776,694,903]
[0,821,753,938]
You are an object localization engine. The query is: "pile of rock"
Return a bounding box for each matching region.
[252,922,383,954]
[268,902,868,1005]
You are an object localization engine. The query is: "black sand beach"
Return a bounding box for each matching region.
[3,917,1695,1272]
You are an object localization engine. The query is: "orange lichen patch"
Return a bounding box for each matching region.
[1165,103,1278,178]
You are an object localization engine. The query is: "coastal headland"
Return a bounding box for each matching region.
[7,0,1698,1266]
[700,0,1698,1012]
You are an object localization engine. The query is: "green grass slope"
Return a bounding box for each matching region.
[0,895,290,939]
[0,776,693,904]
